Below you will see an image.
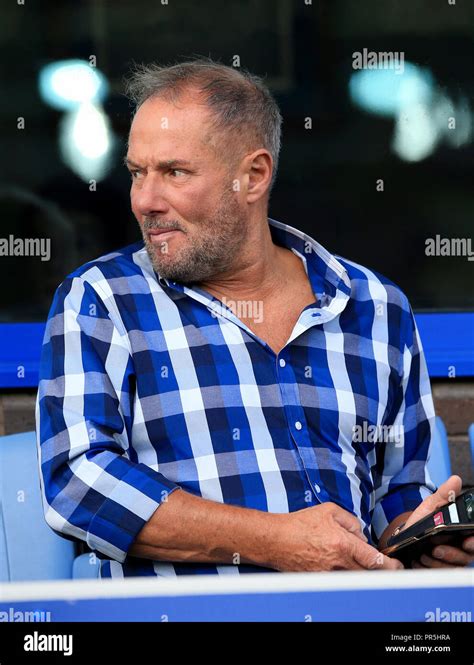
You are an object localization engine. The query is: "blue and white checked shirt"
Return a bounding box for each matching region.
[36,218,436,577]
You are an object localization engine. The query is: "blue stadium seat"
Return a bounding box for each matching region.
[72,552,100,579]
[0,430,99,581]
[469,424,474,474]
[426,416,452,488]
[0,501,9,581]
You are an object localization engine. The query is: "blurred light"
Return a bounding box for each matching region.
[59,103,113,181]
[435,94,472,148]
[39,60,108,111]
[392,103,438,162]
[349,63,434,118]
[392,92,473,162]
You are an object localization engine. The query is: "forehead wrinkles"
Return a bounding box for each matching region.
[129,109,217,162]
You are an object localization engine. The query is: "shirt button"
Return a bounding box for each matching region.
[279,358,286,367]
[314,483,321,493]
[295,421,302,430]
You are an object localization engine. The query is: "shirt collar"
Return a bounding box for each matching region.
[154,217,351,324]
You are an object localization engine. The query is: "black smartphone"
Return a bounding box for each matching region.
[381,487,474,567]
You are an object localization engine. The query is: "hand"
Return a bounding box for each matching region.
[401,475,474,569]
[272,502,403,572]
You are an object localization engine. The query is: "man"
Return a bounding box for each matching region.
[36,58,474,577]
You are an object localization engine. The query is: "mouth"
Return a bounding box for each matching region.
[148,229,183,243]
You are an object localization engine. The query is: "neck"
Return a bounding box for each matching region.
[196,217,290,302]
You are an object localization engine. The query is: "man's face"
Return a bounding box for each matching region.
[127,93,249,284]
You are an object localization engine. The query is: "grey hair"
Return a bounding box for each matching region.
[124,56,283,192]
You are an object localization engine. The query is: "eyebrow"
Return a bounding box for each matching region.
[123,156,193,170]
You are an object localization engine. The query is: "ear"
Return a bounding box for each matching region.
[244,149,273,203]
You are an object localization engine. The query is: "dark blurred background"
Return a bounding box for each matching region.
[1,0,473,321]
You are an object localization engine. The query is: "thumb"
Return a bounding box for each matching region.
[404,475,462,529]
[434,475,463,503]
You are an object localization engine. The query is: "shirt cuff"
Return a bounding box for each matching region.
[86,462,181,562]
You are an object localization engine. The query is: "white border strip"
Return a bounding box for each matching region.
[448,503,460,523]
[0,569,472,603]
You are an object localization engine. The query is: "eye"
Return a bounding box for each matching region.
[129,170,142,180]
[169,169,187,178]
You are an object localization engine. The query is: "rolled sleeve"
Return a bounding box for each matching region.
[371,305,437,543]
[36,276,180,562]
[86,460,181,561]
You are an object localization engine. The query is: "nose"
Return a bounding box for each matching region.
[132,173,169,218]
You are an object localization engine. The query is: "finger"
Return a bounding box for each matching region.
[351,538,404,570]
[419,553,460,568]
[431,545,474,566]
[433,475,463,504]
[462,536,474,554]
[404,475,463,529]
[376,554,404,570]
[335,559,367,572]
[332,510,367,542]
